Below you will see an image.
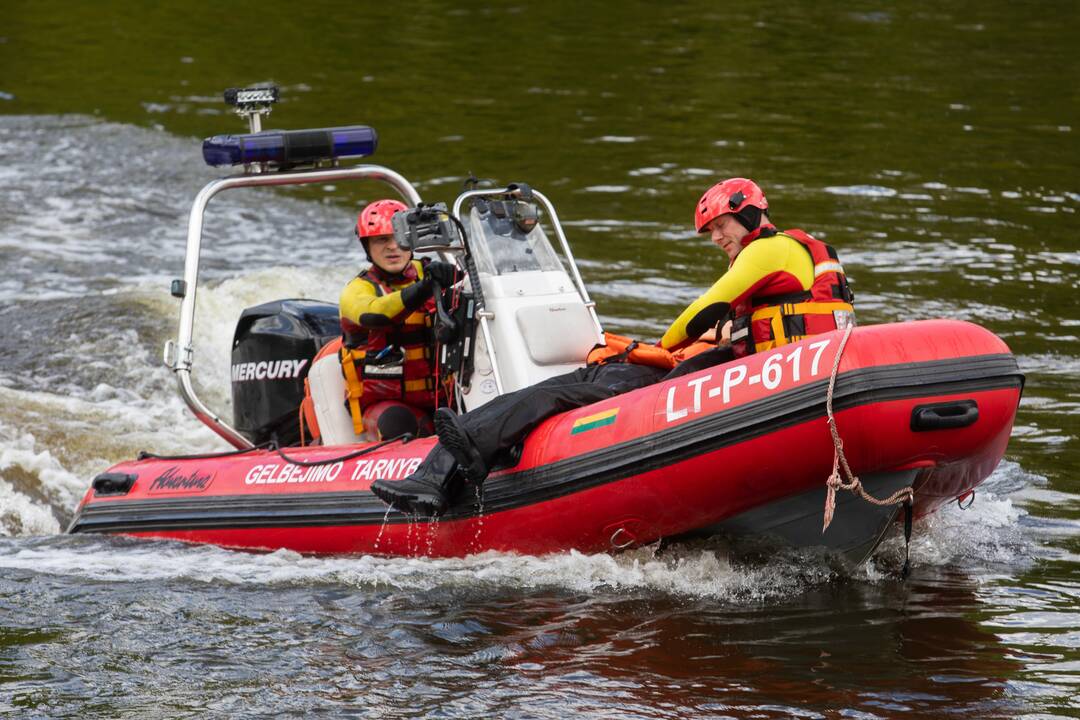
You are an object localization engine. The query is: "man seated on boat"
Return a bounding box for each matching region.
[370,178,856,515]
[338,199,459,441]
[661,177,856,374]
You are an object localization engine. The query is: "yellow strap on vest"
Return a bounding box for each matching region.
[339,346,366,435]
[404,378,432,393]
[750,301,855,351]
[403,310,429,327]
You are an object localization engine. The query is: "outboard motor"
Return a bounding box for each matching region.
[230,299,340,446]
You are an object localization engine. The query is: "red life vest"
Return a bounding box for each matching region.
[339,260,438,431]
[730,228,855,358]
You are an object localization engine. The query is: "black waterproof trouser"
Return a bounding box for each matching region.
[460,363,666,466]
[660,345,735,381]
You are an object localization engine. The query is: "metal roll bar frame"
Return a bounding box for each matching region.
[164,165,422,449]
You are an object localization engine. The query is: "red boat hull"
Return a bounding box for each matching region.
[69,320,1023,558]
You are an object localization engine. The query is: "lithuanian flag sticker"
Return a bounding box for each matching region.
[571,408,619,435]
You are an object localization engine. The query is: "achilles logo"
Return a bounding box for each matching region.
[231,358,309,383]
[149,466,215,493]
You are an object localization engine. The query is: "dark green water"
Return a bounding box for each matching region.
[1,2,1077,717]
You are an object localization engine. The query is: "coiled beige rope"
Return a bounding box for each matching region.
[822,325,915,532]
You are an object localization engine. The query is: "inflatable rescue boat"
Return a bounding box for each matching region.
[67,88,1024,561]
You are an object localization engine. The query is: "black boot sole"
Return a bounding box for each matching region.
[433,408,488,482]
[369,479,415,515]
[370,479,447,517]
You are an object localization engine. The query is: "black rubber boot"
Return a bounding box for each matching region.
[433,407,488,483]
[370,443,460,516]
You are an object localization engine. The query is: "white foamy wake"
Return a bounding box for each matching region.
[874,459,1046,574]
[0,379,221,536]
[0,537,841,603]
[0,481,63,536]
[190,265,352,410]
[0,418,87,525]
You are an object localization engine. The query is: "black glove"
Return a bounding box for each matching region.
[424,260,458,288]
[400,281,433,310]
[400,261,457,310]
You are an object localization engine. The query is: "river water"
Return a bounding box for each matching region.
[1,2,1077,718]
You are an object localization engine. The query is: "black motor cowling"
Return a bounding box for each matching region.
[231,299,340,446]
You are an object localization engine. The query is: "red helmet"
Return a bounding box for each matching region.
[355,199,408,239]
[694,178,768,233]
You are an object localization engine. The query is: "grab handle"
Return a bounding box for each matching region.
[910,400,978,432]
[92,472,137,496]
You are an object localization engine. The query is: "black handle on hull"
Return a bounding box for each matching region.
[92,472,137,497]
[910,400,979,432]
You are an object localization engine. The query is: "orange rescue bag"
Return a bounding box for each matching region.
[587,332,717,370]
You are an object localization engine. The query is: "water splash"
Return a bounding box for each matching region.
[373,503,394,552]
[471,483,486,554]
[426,513,441,556]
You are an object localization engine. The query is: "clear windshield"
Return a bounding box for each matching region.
[467,207,565,276]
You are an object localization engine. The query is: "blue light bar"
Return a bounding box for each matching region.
[202,125,378,167]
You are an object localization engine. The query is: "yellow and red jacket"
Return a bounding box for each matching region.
[661,226,854,357]
[338,259,437,433]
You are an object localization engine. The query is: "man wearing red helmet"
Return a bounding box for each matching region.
[338,199,458,440]
[661,178,855,363]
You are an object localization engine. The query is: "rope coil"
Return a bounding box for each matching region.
[822,325,915,532]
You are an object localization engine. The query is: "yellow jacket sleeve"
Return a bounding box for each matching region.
[340,263,429,328]
[660,236,813,350]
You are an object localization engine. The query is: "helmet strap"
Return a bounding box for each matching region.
[734,206,763,232]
